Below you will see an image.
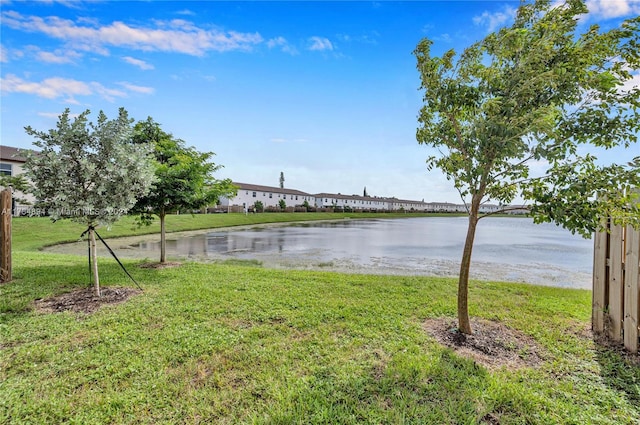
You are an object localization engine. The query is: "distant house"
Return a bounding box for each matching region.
[426,201,466,213]
[314,193,391,211]
[0,145,36,213]
[219,182,316,211]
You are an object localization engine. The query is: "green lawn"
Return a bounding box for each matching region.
[1,214,638,424]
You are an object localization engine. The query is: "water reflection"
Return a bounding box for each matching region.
[130,217,593,288]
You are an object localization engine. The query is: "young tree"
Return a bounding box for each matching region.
[253,200,264,213]
[132,118,237,263]
[415,0,640,334]
[278,199,286,210]
[279,172,285,189]
[23,108,155,296]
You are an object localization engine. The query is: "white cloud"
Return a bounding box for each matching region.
[472,6,517,32]
[89,83,127,102]
[122,56,154,70]
[620,70,640,93]
[434,33,452,43]
[37,0,85,9]
[267,36,298,55]
[337,32,378,45]
[117,81,155,94]
[37,111,79,119]
[1,74,92,99]
[0,44,24,62]
[308,36,333,51]
[34,48,81,64]
[586,0,640,19]
[1,11,264,56]
[0,74,152,102]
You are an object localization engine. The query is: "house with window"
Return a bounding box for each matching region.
[313,193,392,211]
[219,182,316,210]
[0,145,36,213]
[425,202,467,213]
[387,198,432,212]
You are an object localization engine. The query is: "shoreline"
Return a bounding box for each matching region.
[43,218,592,290]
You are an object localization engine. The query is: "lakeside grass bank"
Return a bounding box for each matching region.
[1,214,639,424]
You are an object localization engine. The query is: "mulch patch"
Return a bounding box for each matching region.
[423,318,544,370]
[35,287,141,314]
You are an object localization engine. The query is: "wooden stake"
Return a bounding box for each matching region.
[89,227,100,297]
[0,189,11,283]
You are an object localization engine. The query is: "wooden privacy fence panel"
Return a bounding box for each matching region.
[593,219,640,353]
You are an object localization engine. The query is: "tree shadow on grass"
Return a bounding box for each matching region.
[593,333,640,408]
[258,348,496,424]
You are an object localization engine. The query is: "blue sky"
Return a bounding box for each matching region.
[2,1,639,203]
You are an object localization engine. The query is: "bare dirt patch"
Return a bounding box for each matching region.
[138,261,182,270]
[35,287,141,314]
[424,318,544,370]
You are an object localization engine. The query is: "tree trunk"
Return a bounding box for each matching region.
[457,199,481,334]
[89,227,100,297]
[160,209,166,264]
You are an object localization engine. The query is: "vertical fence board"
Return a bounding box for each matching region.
[593,221,608,333]
[609,224,624,341]
[623,224,639,353]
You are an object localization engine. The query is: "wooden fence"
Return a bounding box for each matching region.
[592,218,640,353]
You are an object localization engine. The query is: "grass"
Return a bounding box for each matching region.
[1,214,639,424]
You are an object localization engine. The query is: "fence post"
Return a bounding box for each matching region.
[0,188,12,283]
[609,223,624,341]
[592,218,608,333]
[623,190,640,353]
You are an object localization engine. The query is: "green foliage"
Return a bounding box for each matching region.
[253,200,264,212]
[415,0,640,333]
[23,108,155,227]
[0,174,32,204]
[415,0,640,234]
[278,199,286,210]
[132,117,237,222]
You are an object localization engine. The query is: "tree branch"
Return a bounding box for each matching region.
[478,205,530,220]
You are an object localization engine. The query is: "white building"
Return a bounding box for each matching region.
[425,202,467,213]
[220,182,316,211]
[0,145,36,213]
[314,193,391,210]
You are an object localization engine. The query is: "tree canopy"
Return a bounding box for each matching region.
[23,108,155,295]
[414,0,640,333]
[132,117,237,263]
[24,108,155,226]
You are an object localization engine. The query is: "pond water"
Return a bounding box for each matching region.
[47,217,594,289]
